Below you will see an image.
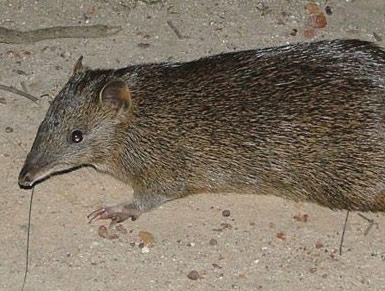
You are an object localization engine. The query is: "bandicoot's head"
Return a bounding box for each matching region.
[18,57,132,187]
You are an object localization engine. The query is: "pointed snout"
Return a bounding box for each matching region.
[18,163,37,188]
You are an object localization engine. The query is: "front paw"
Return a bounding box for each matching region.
[87,205,139,224]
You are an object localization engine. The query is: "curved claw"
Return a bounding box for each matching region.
[87,208,110,224]
[87,206,139,224]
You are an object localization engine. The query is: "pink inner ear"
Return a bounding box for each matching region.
[100,80,131,111]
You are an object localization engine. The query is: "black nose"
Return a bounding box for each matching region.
[18,165,34,188]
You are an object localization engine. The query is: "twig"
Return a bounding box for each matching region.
[0,25,122,44]
[339,210,350,255]
[167,20,184,39]
[0,84,39,103]
[357,213,377,236]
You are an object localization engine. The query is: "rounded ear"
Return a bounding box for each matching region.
[72,56,85,76]
[99,80,132,113]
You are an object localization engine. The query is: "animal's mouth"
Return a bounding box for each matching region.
[18,163,55,188]
[18,162,82,188]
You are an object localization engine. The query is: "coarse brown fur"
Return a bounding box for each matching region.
[19,39,385,223]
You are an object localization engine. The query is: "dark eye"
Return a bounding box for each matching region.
[70,130,83,143]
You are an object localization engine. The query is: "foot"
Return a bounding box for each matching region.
[87,203,142,224]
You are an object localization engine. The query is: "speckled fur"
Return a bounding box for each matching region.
[19,39,385,222]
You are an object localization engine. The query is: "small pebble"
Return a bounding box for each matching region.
[325,5,332,15]
[98,225,118,239]
[14,69,27,75]
[187,270,200,280]
[220,222,232,230]
[276,231,286,240]
[60,51,72,58]
[315,240,324,249]
[290,29,298,37]
[5,126,13,133]
[293,213,309,223]
[139,230,155,247]
[209,238,218,246]
[222,209,231,217]
[138,43,150,49]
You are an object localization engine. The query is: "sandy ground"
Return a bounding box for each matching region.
[1,0,385,290]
